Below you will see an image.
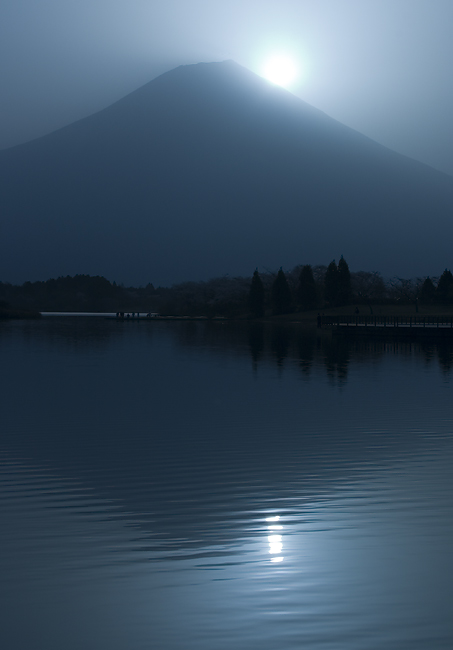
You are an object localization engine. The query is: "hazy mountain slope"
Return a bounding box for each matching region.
[1,60,453,285]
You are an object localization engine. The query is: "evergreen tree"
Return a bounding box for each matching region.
[297,265,317,310]
[248,269,265,318]
[436,269,453,304]
[419,277,436,304]
[271,268,293,315]
[324,260,338,305]
[337,255,351,305]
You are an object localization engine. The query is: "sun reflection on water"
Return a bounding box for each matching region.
[266,515,284,563]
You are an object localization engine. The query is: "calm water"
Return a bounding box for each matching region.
[1,319,453,649]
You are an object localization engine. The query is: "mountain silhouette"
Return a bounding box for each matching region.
[1,60,453,285]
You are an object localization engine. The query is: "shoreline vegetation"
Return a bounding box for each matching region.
[0,303,41,320]
[2,258,453,322]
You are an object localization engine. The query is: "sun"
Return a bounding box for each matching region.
[263,55,298,88]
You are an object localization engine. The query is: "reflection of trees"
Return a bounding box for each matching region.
[296,329,315,375]
[13,319,453,381]
[5,319,452,553]
[419,340,437,367]
[323,336,350,384]
[437,344,453,374]
[248,324,264,370]
[271,326,291,367]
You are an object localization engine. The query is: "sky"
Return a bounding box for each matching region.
[2,0,453,176]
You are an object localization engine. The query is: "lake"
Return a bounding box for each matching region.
[1,318,453,649]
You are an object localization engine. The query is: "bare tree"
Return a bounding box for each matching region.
[351,271,386,302]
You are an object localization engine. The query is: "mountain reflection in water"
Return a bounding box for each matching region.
[1,319,453,650]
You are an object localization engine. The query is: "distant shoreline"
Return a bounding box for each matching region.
[25,303,453,326]
[0,308,41,320]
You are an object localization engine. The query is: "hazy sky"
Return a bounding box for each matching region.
[2,0,453,175]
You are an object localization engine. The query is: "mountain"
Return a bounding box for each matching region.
[1,60,453,285]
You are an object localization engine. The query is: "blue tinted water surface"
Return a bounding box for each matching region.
[1,319,452,649]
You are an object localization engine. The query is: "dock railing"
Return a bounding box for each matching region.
[322,315,453,329]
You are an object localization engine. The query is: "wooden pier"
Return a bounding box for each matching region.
[323,315,453,338]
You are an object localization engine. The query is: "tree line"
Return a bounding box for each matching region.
[0,275,156,314]
[250,257,359,316]
[1,261,453,317]
[249,260,453,317]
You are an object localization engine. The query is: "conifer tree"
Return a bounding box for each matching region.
[297,265,317,310]
[337,255,351,305]
[249,269,265,318]
[419,277,436,304]
[324,260,338,305]
[436,269,453,304]
[271,268,293,315]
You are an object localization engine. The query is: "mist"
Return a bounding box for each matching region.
[2,0,453,175]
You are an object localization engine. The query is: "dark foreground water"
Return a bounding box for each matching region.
[1,319,453,649]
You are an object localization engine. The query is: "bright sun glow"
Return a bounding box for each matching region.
[263,55,298,87]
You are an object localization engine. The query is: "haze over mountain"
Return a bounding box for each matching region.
[1,60,453,286]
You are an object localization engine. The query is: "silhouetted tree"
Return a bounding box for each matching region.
[436,269,453,304]
[249,269,265,318]
[297,265,318,310]
[324,260,338,305]
[387,278,412,302]
[351,271,386,303]
[337,256,351,305]
[419,277,436,304]
[271,268,292,315]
